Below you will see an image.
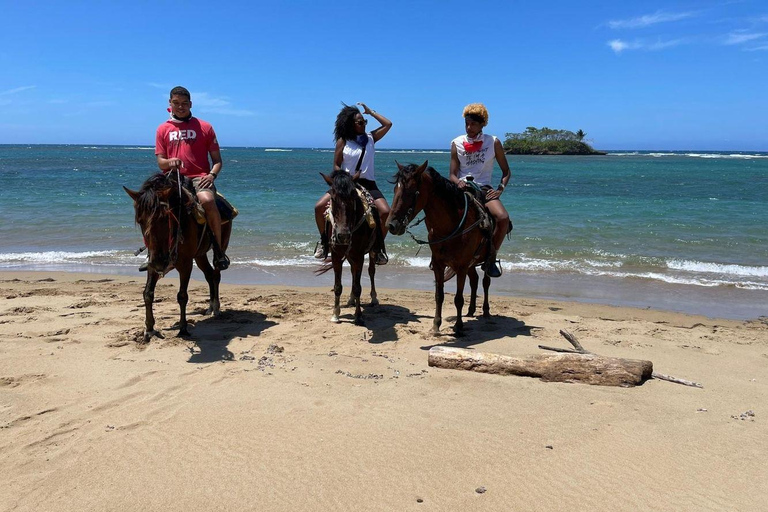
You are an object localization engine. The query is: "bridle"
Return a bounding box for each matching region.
[144,169,186,275]
[329,188,376,258]
[396,171,485,249]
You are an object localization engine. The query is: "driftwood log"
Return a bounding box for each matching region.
[428,346,653,387]
[539,330,703,388]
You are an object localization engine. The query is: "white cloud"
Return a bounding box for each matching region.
[745,44,768,51]
[147,82,170,90]
[608,39,632,53]
[724,31,767,45]
[608,10,696,29]
[608,38,685,54]
[191,92,256,117]
[0,85,36,96]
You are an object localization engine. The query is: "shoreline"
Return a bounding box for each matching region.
[2,270,767,511]
[2,265,765,321]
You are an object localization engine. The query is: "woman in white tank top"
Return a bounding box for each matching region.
[449,103,512,278]
[313,103,393,262]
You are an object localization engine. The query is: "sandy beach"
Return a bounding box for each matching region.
[1,271,767,511]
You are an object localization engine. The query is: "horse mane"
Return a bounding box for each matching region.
[395,164,465,209]
[134,172,195,225]
[330,169,357,200]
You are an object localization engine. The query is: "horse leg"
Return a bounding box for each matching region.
[176,261,193,337]
[350,257,364,325]
[331,256,343,323]
[196,253,221,317]
[142,271,161,343]
[482,272,491,318]
[368,252,379,307]
[467,267,479,317]
[454,271,467,333]
[432,262,446,334]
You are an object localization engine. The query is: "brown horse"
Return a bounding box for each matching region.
[124,171,232,343]
[387,161,493,334]
[318,170,379,325]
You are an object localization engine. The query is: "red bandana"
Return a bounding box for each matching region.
[463,140,483,153]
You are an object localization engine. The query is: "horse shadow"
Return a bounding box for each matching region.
[183,308,277,363]
[333,302,423,344]
[419,314,537,352]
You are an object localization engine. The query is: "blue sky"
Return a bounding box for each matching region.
[1,1,766,150]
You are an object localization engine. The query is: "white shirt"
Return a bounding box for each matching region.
[341,133,376,181]
[451,133,498,186]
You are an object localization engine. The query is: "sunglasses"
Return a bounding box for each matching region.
[355,119,368,126]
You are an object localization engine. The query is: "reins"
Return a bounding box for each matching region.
[403,180,485,248]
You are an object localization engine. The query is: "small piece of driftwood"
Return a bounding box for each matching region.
[428,346,653,387]
[537,330,703,388]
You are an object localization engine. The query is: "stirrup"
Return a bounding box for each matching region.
[482,259,502,278]
[374,251,388,266]
[314,240,328,259]
[215,253,230,271]
[139,260,149,272]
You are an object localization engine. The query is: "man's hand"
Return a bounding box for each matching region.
[457,180,467,190]
[167,158,183,169]
[198,173,216,189]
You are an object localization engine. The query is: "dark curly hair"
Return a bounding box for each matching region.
[334,103,362,142]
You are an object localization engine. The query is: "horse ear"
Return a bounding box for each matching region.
[351,171,361,182]
[415,160,428,176]
[395,160,403,171]
[124,186,140,202]
[320,172,333,186]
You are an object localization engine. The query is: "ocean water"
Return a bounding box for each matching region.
[1,144,766,319]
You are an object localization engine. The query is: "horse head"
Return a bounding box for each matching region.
[124,172,194,274]
[321,170,361,246]
[387,161,428,236]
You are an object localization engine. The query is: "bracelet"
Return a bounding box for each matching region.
[498,183,505,190]
[210,173,218,179]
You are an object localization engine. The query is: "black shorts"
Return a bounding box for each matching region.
[356,178,384,201]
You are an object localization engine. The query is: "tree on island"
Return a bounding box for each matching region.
[503,126,604,155]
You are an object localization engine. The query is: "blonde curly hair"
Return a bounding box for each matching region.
[462,103,489,127]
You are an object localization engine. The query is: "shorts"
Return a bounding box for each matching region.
[190,176,217,196]
[357,178,384,201]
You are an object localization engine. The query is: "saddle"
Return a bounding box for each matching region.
[324,186,377,231]
[464,185,513,236]
[179,179,238,225]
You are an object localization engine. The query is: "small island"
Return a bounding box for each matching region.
[503,127,606,155]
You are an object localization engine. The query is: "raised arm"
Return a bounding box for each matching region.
[358,103,392,143]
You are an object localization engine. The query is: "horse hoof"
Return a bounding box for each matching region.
[179,328,191,337]
[330,315,340,324]
[453,323,464,333]
[354,318,365,326]
[467,307,476,317]
[369,298,379,307]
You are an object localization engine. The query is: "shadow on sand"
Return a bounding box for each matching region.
[183,308,277,363]
[419,314,538,352]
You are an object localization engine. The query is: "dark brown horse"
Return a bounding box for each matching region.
[124,172,232,343]
[387,161,493,334]
[318,170,379,325]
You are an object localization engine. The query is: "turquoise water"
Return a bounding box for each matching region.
[1,145,766,319]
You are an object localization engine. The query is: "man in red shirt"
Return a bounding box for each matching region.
[154,86,229,270]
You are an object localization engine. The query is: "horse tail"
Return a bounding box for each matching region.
[314,261,333,276]
[313,256,345,276]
